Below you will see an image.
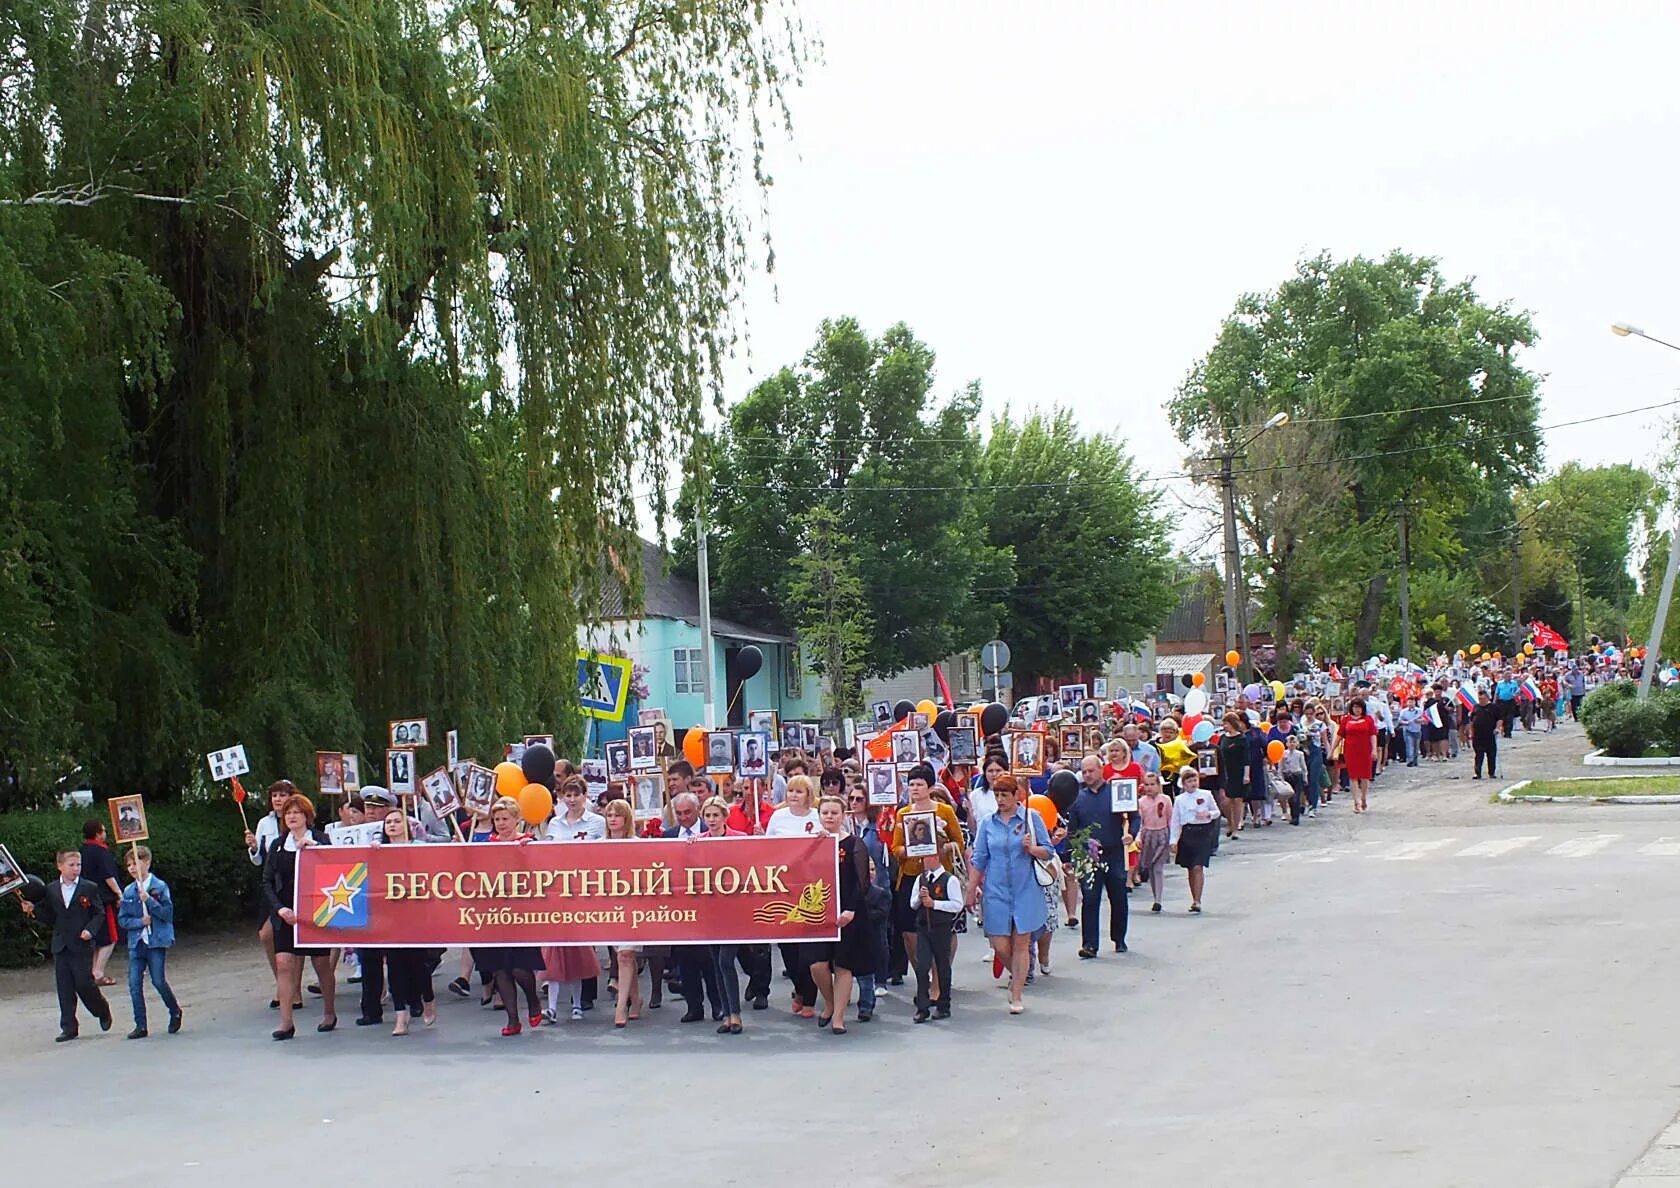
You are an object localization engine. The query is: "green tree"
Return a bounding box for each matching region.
[0,0,802,804]
[784,506,872,723]
[979,410,1175,689]
[1170,251,1544,660]
[687,318,1013,678]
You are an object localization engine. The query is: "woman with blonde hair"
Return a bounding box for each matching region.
[767,774,822,1016]
[601,799,645,1028]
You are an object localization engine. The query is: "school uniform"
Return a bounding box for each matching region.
[26,876,112,1038]
[909,864,963,1018]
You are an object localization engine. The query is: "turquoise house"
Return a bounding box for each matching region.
[578,539,826,746]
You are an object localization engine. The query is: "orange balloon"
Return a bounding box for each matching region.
[1027,793,1058,833]
[517,782,553,824]
[1192,672,1206,687]
[1266,740,1285,764]
[682,728,706,768]
[495,761,527,800]
[1225,650,1241,667]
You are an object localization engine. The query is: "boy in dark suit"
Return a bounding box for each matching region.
[20,847,113,1041]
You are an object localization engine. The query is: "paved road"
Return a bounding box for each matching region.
[4,721,1678,1187]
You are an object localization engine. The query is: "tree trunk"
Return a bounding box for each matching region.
[1355,573,1389,660]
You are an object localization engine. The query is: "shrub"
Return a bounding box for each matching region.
[0,802,262,969]
[1579,679,1636,738]
[1585,697,1672,758]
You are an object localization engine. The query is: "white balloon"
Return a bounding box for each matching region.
[1183,687,1208,716]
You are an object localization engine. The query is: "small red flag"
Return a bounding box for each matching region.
[933,664,955,712]
[230,775,247,806]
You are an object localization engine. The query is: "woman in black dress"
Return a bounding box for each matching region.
[809,794,874,1035]
[263,793,337,1040]
[378,809,438,1035]
[472,797,545,1037]
[1215,713,1250,839]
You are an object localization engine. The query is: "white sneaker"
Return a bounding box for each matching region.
[570,1006,583,1021]
[1039,960,1052,975]
[541,1008,558,1025]
[1307,808,1317,818]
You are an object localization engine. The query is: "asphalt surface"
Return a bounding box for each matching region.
[3,721,1678,1188]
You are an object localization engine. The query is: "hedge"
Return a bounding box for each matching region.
[1583,681,1680,758]
[0,802,261,969]
[1579,680,1636,740]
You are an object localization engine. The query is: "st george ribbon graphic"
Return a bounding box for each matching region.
[294,836,841,947]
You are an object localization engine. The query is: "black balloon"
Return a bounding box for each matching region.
[979,701,1009,736]
[729,644,764,682]
[933,709,957,741]
[1180,672,1194,689]
[521,742,557,791]
[893,699,917,722]
[1047,769,1080,812]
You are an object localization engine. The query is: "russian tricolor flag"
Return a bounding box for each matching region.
[1522,677,1543,702]
[1454,687,1476,713]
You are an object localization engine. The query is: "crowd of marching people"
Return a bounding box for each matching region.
[16,640,1628,1046]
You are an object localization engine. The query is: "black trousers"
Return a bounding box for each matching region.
[677,945,722,1015]
[778,942,818,1006]
[1473,736,1498,778]
[1081,862,1129,951]
[912,915,954,1013]
[386,950,434,1014]
[737,945,771,1001]
[1496,699,1515,738]
[359,948,387,1020]
[55,947,108,1035]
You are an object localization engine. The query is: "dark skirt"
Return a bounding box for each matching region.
[270,911,328,958]
[1175,821,1219,870]
[469,946,544,974]
[827,914,878,976]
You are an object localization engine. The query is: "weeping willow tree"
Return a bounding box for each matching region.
[0,0,804,806]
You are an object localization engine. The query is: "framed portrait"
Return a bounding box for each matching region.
[605,740,631,779]
[956,711,980,742]
[748,709,778,738]
[342,753,361,793]
[704,730,737,776]
[871,700,893,729]
[460,763,497,815]
[1011,731,1045,776]
[628,726,658,771]
[632,772,667,820]
[910,712,930,731]
[580,759,609,800]
[385,748,417,795]
[890,728,922,768]
[1109,777,1140,814]
[1060,726,1084,755]
[420,765,460,818]
[895,768,915,803]
[865,762,899,807]
[1331,697,1345,714]
[1208,701,1226,723]
[326,820,384,847]
[0,842,25,898]
[523,734,555,751]
[389,718,429,748]
[948,727,978,766]
[1085,725,1106,751]
[1197,748,1220,776]
[446,729,460,772]
[315,750,345,796]
[205,743,249,782]
[1058,683,1088,710]
[841,718,856,750]
[1112,686,1130,704]
[637,706,669,727]
[738,731,771,779]
[902,810,938,859]
[1079,700,1100,723]
[801,724,819,752]
[920,729,949,771]
[108,794,149,844]
[781,723,803,753]
[1092,678,1109,700]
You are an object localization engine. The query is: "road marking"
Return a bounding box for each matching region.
[1639,837,1680,856]
[1545,834,1621,858]
[1381,839,1459,861]
[1456,836,1541,858]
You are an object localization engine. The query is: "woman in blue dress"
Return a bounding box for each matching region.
[965,774,1052,1016]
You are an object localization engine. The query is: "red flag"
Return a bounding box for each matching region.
[933,664,955,712]
[1528,621,1568,651]
[230,775,247,806]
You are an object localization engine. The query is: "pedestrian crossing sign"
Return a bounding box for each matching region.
[577,650,633,722]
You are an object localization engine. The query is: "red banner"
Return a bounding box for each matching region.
[293,836,840,948]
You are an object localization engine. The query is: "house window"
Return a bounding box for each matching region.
[673,647,705,695]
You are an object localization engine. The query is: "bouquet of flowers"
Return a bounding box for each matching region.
[1064,824,1106,884]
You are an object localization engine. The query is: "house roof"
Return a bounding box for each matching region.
[595,538,793,645]
[1156,652,1217,676]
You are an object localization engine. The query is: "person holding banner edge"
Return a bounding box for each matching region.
[263,793,337,1040]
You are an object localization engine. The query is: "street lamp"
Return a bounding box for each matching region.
[1213,411,1291,678]
[1612,322,1679,699]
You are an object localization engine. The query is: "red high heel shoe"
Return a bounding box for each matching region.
[528,1014,543,1029]
[501,1022,522,1037]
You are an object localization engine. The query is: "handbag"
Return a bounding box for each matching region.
[1032,856,1056,888]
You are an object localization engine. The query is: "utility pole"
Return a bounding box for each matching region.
[1511,524,1523,646]
[1640,526,1680,701]
[1219,453,1240,664]
[1397,502,1411,663]
[1575,559,1587,655]
[695,498,717,729]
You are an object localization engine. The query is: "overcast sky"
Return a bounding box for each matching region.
[697,0,1680,543]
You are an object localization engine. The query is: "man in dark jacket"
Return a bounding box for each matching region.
[20,847,113,1041]
[1470,689,1502,780]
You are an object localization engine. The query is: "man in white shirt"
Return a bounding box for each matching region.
[662,792,721,1021]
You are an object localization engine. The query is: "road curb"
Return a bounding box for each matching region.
[1498,777,1680,805]
[1584,748,1680,767]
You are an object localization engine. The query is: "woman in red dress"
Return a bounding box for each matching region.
[1338,698,1379,814]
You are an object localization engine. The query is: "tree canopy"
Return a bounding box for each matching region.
[0,0,802,805]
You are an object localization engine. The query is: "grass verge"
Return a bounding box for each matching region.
[1516,776,1680,798]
